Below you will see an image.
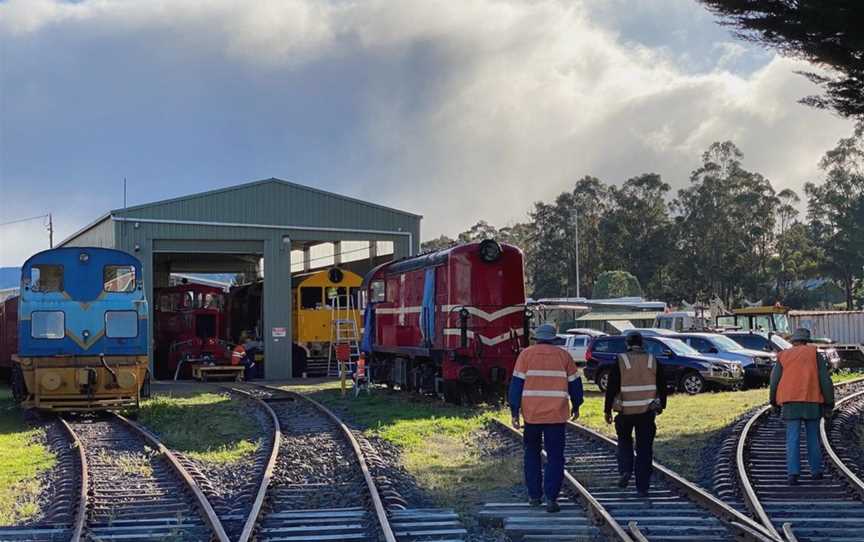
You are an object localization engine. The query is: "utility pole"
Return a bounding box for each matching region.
[572,207,580,298]
[48,213,54,248]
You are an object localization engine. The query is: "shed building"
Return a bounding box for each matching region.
[60,178,421,379]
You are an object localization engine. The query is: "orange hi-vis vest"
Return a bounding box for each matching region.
[231,345,246,366]
[776,345,824,404]
[613,351,657,415]
[513,344,579,424]
[356,355,366,379]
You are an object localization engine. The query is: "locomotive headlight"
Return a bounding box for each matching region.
[79,252,89,263]
[82,329,91,339]
[479,239,502,262]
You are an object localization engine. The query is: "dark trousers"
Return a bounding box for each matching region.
[615,412,656,493]
[523,423,566,502]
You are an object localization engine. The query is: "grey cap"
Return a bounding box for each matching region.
[534,323,557,342]
[790,328,812,343]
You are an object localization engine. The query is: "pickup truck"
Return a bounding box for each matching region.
[555,333,591,367]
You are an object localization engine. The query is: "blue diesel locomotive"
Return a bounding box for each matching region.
[9,247,150,410]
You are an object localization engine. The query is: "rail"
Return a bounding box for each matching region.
[736,405,783,541]
[492,418,634,542]
[820,387,864,500]
[256,384,398,542]
[56,417,87,542]
[571,420,780,542]
[223,386,283,542]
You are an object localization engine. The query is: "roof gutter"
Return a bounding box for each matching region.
[110,215,415,255]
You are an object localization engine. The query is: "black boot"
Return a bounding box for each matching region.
[546,500,561,513]
[528,498,542,507]
[618,473,631,488]
[788,474,799,486]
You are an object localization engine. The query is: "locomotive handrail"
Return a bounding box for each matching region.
[257,384,398,542]
[820,388,864,500]
[571,420,781,542]
[57,417,87,542]
[112,413,231,542]
[493,419,634,542]
[222,386,282,542]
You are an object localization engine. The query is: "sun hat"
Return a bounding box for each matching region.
[789,328,812,343]
[533,323,557,342]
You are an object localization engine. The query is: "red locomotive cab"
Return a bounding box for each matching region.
[154,283,230,379]
[361,239,528,402]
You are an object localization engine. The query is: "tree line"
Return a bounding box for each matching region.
[422,126,864,310]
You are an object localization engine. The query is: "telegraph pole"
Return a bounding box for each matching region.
[572,207,580,298]
[48,213,53,248]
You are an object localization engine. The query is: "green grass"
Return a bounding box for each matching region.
[0,385,55,525]
[302,386,521,514]
[135,393,259,463]
[832,370,864,384]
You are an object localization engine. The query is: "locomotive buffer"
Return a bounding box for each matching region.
[327,293,361,377]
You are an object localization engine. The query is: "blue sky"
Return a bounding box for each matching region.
[0,0,855,267]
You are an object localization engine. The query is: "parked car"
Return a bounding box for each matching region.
[676,332,775,387]
[565,328,608,338]
[623,328,681,337]
[724,331,843,372]
[556,333,591,367]
[585,335,743,395]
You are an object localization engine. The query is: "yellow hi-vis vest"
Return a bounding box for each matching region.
[613,351,657,415]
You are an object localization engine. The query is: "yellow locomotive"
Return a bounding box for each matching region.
[292,267,363,361]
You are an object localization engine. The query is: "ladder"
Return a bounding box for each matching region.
[327,292,361,377]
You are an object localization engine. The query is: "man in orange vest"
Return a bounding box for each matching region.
[509,323,583,513]
[770,327,834,485]
[604,332,666,497]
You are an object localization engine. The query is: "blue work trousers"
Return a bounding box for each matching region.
[523,423,566,502]
[786,418,823,476]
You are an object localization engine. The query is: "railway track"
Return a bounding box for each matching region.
[736,377,864,542]
[233,383,467,542]
[494,419,775,541]
[65,412,229,542]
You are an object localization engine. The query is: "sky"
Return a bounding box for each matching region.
[0,0,856,267]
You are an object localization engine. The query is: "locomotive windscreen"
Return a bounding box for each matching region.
[196,314,217,340]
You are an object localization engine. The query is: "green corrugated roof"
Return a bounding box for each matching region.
[575,311,661,322]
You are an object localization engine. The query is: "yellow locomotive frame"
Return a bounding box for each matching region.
[292,268,363,359]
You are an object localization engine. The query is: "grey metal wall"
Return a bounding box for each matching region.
[63,216,115,248]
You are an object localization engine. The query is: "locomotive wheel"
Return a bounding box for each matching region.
[11,364,27,404]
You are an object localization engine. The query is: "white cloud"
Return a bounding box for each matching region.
[0,0,854,260]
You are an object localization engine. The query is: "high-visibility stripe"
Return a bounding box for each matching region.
[513,371,526,379]
[621,384,656,392]
[526,370,567,377]
[621,398,654,407]
[567,373,579,382]
[647,355,653,369]
[621,353,631,370]
[522,390,569,398]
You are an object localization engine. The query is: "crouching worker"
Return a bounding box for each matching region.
[770,327,834,485]
[604,332,666,497]
[509,323,583,513]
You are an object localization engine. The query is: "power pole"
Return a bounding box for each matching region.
[48,213,54,248]
[572,207,580,298]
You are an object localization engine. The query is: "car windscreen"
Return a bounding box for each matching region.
[659,338,700,356]
[710,334,747,351]
[771,334,793,349]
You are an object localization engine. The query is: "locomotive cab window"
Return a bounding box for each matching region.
[31,311,65,339]
[106,311,138,338]
[325,287,347,305]
[104,265,136,292]
[30,265,63,292]
[370,280,386,303]
[300,287,323,309]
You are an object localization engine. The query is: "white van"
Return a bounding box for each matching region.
[654,311,710,332]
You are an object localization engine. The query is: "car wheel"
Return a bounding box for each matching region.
[680,372,705,395]
[597,369,610,392]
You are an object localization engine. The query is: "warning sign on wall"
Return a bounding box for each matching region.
[272,327,287,338]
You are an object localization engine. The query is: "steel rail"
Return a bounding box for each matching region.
[736,376,864,542]
[820,387,864,500]
[111,412,232,542]
[256,384,398,542]
[736,405,781,541]
[222,386,283,542]
[571,420,780,542]
[56,417,87,542]
[492,418,635,542]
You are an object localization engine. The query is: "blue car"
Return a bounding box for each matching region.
[585,335,743,394]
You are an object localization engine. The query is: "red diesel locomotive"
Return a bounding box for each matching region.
[361,240,529,402]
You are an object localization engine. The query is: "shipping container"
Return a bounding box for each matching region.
[789,310,864,345]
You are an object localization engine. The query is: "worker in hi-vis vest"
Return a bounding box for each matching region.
[769,327,834,485]
[509,323,583,514]
[604,332,666,497]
